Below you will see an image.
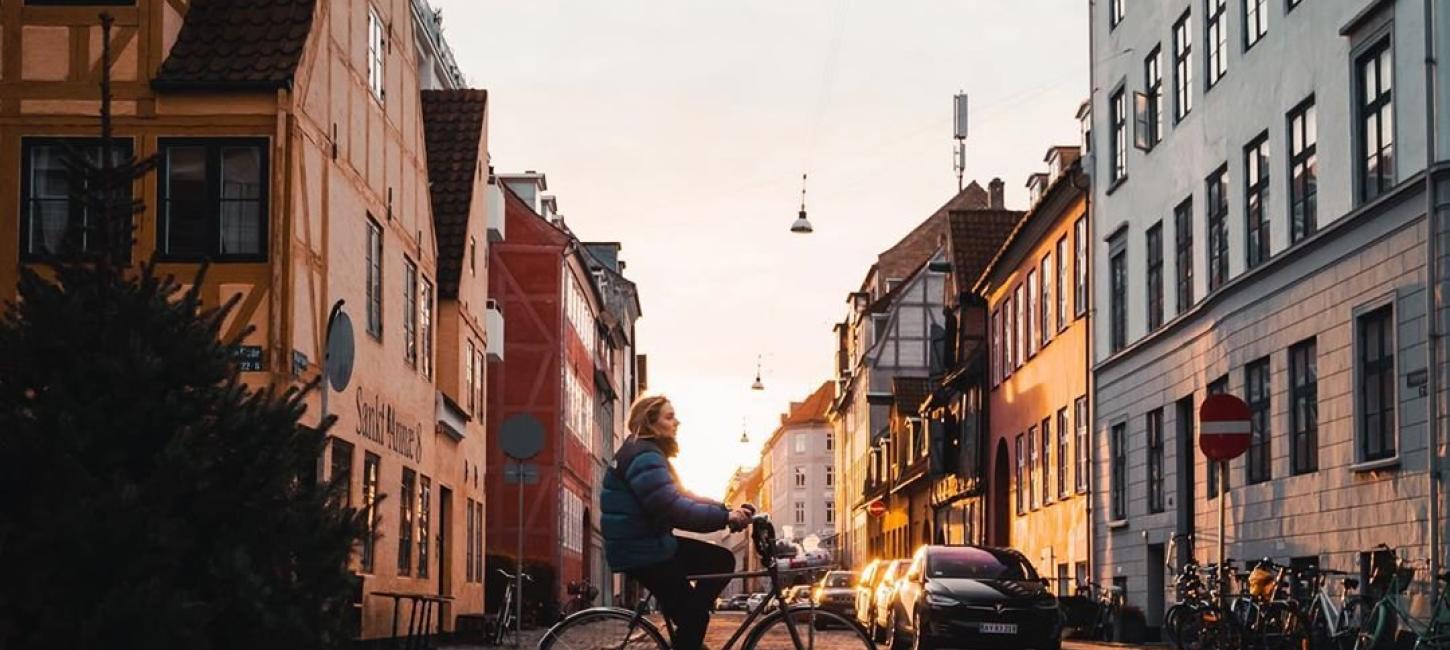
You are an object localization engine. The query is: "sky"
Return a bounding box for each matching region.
[433,0,1090,498]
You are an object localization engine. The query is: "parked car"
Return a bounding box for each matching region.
[855,560,883,632]
[785,585,813,603]
[871,559,912,642]
[746,592,768,611]
[723,594,751,611]
[813,570,859,618]
[890,545,1062,650]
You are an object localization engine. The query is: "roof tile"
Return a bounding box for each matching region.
[152,0,316,90]
[420,89,489,299]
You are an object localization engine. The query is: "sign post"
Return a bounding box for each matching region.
[1199,393,1252,613]
[499,414,545,649]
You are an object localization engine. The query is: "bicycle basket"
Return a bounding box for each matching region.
[1248,566,1276,598]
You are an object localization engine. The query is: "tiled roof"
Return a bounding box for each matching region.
[782,381,836,426]
[947,208,1024,291]
[875,181,990,284]
[420,89,488,299]
[152,0,317,91]
[892,376,932,414]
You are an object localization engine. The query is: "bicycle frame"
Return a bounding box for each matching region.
[613,566,825,650]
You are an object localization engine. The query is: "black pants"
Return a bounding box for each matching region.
[627,537,735,650]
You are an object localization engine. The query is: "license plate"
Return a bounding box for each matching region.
[980,623,1017,635]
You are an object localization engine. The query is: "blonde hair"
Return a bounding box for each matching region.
[627,395,672,438]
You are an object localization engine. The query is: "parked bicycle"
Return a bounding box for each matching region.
[492,568,534,646]
[1295,564,1365,650]
[538,515,874,650]
[1074,580,1124,641]
[563,579,601,617]
[1353,545,1450,650]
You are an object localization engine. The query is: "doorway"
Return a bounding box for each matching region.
[991,440,1010,547]
[1146,543,1166,640]
[439,487,454,601]
[1175,396,1196,566]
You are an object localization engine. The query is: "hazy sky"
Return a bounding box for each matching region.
[434,1,1089,497]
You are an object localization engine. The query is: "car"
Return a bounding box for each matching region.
[872,559,912,642]
[746,592,768,611]
[890,545,1062,650]
[813,570,859,619]
[785,585,813,603]
[855,560,883,632]
[723,594,751,611]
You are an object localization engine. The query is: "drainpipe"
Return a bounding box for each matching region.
[1423,0,1442,604]
[1081,0,1098,589]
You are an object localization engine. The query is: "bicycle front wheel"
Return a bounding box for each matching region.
[538,607,670,650]
[743,607,874,650]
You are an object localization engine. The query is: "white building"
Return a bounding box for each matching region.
[760,383,839,546]
[1089,0,1447,632]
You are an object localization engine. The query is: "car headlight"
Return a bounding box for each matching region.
[926,593,957,607]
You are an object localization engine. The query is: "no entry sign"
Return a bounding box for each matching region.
[1199,394,1252,460]
[867,499,887,518]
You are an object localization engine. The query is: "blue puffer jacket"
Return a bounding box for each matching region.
[601,436,730,571]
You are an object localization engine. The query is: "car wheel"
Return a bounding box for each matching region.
[869,611,884,643]
[911,613,934,650]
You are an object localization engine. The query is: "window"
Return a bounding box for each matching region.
[1143,46,1164,148]
[1015,434,1026,514]
[1245,133,1271,268]
[1015,284,1026,369]
[1358,306,1396,462]
[1290,338,1319,475]
[1040,418,1052,504]
[1028,426,1038,509]
[330,438,355,507]
[368,7,386,100]
[465,340,477,413]
[399,467,415,575]
[1244,0,1268,49]
[403,258,418,367]
[1109,0,1124,27]
[1289,0,1304,9]
[1174,10,1194,121]
[1246,358,1271,484]
[1027,270,1039,357]
[1004,297,1015,377]
[794,501,806,524]
[417,476,431,578]
[1206,0,1228,88]
[1206,165,1229,291]
[1207,376,1229,496]
[1057,235,1070,332]
[795,467,807,488]
[826,500,835,524]
[1057,408,1070,499]
[1174,198,1195,312]
[1075,217,1088,317]
[826,432,834,451]
[21,138,135,260]
[1110,422,1127,520]
[1147,222,1164,331]
[826,465,834,487]
[1109,242,1127,353]
[794,433,807,454]
[466,498,476,581]
[1040,255,1053,347]
[991,308,1003,385]
[362,453,380,573]
[1110,88,1128,183]
[476,347,486,413]
[158,139,268,260]
[366,219,383,338]
[1358,39,1395,202]
[420,277,434,378]
[1147,409,1165,513]
[1289,98,1319,242]
[1075,396,1089,493]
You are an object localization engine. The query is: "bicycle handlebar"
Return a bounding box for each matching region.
[497,569,534,582]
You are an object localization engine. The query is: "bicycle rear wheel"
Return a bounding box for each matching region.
[743,607,874,650]
[539,608,669,650]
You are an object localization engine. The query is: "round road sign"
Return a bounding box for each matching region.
[867,499,887,518]
[499,413,546,460]
[325,306,355,393]
[1199,393,1252,461]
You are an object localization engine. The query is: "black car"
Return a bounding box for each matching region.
[890,545,1062,650]
[812,570,858,617]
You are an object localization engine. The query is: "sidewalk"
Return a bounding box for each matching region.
[1064,639,1170,650]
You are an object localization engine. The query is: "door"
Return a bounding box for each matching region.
[439,487,453,599]
[1174,396,1195,565]
[991,440,1010,547]
[1146,543,1166,639]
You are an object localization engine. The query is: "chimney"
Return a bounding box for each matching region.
[989,178,1005,209]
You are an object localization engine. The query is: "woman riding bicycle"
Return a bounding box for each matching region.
[601,395,755,650]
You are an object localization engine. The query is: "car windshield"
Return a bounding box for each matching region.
[825,573,853,588]
[927,547,1039,581]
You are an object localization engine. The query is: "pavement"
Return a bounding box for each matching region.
[438,611,1170,650]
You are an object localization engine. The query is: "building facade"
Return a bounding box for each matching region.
[758,382,837,546]
[979,146,1090,594]
[721,464,765,597]
[0,0,495,639]
[1089,0,1448,631]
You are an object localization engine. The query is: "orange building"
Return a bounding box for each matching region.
[0,0,491,639]
[979,146,1091,592]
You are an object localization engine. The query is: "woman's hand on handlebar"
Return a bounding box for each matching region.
[727,507,753,532]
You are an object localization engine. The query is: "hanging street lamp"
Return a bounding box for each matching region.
[791,173,814,233]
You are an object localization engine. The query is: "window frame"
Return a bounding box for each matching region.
[1147,408,1165,513]
[366,217,384,339]
[1075,217,1089,318]
[1110,86,1128,185]
[156,137,270,262]
[1109,0,1124,28]
[420,276,435,379]
[362,452,381,573]
[1040,418,1052,505]
[1075,396,1089,494]
[1040,254,1053,347]
[417,475,431,579]
[1244,132,1271,269]
[1356,36,1395,204]
[19,136,137,262]
[1244,0,1268,50]
[403,256,419,368]
[1110,421,1127,521]
[1109,237,1128,354]
[1290,338,1319,475]
[1245,357,1272,485]
[1144,45,1164,148]
[1028,425,1038,509]
[1015,433,1026,515]
[1027,269,1039,358]
[1057,407,1070,499]
[1206,0,1228,89]
[1206,164,1230,292]
[1173,9,1195,122]
[367,6,387,101]
[1146,221,1164,332]
[1288,97,1319,242]
[1174,197,1195,313]
[1355,303,1397,464]
[1057,235,1071,332]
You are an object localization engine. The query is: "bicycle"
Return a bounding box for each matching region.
[1073,580,1124,641]
[1295,564,1364,650]
[1353,545,1450,650]
[564,579,601,617]
[538,515,874,650]
[493,568,535,646]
